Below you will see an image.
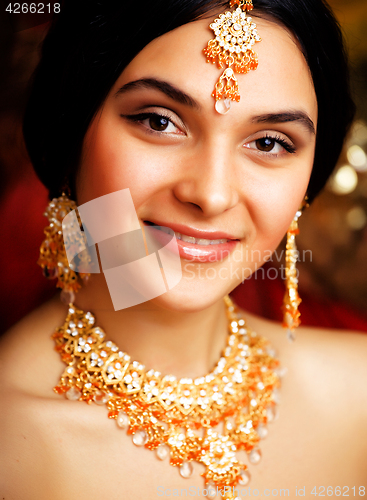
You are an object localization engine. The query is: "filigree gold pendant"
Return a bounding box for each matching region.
[204,0,261,114]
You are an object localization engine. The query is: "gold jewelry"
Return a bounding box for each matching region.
[204,0,261,114]
[282,198,309,341]
[53,296,280,499]
[38,194,90,304]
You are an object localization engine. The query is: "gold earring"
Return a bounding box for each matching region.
[204,0,261,114]
[38,193,90,304]
[282,198,309,341]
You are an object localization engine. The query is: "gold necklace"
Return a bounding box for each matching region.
[53,296,280,499]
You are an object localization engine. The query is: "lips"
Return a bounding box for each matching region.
[158,226,228,246]
[144,220,239,241]
[143,221,240,263]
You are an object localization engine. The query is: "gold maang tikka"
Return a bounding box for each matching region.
[204,0,261,114]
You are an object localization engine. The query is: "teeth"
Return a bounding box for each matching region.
[175,232,228,246]
[210,239,227,245]
[196,238,212,245]
[148,224,231,246]
[181,234,196,244]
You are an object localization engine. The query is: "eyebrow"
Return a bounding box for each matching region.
[115,79,316,134]
[115,78,201,110]
[252,112,316,135]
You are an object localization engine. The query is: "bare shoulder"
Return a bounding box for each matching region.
[243,307,367,361]
[0,299,121,499]
[0,298,69,499]
[296,322,367,415]
[242,310,367,415]
[0,296,68,396]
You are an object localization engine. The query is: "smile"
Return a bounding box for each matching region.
[143,221,240,263]
[157,226,229,246]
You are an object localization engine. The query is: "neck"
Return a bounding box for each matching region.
[73,276,229,380]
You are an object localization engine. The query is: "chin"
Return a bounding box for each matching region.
[146,277,238,313]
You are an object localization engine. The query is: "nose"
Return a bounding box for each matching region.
[172,142,239,218]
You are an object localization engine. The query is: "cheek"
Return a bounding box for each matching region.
[242,164,311,260]
[77,114,171,207]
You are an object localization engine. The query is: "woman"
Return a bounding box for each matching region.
[0,0,366,498]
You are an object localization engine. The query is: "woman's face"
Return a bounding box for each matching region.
[77,15,317,311]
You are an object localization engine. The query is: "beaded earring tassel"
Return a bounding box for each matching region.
[38,194,90,303]
[282,210,303,341]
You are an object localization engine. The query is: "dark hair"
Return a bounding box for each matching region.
[23,0,355,201]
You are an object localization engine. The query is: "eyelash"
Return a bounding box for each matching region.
[124,112,297,155]
[261,134,297,154]
[124,112,180,135]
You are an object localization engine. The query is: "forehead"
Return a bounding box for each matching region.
[112,16,317,124]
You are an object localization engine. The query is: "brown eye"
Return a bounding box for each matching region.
[149,115,170,131]
[255,137,275,152]
[125,111,184,135]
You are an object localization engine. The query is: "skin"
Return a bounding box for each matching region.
[0,16,366,500]
[72,15,317,377]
